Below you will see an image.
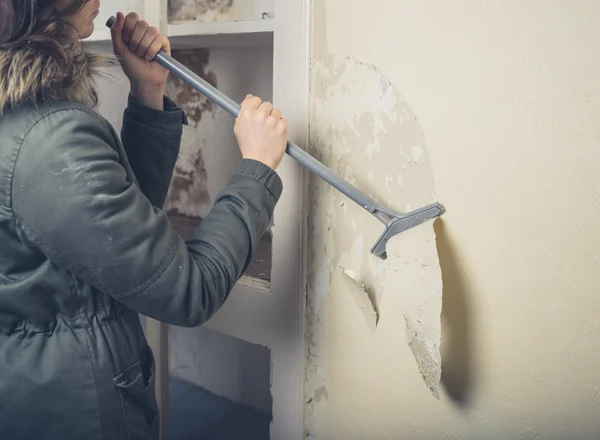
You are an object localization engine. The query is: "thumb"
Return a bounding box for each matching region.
[110,12,126,56]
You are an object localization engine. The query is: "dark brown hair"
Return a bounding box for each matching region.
[0,0,115,111]
[0,0,88,65]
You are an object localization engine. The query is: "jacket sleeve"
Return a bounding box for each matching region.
[11,108,282,327]
[120,93,188,207]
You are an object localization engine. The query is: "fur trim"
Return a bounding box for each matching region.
[0,41,116,113]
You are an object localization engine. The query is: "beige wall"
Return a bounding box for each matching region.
[304,1,600,439]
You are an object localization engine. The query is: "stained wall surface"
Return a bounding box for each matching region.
[164,46,273,221]
[168,0,274,22]
[304,1,600,439]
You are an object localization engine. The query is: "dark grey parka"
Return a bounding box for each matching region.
[0,51,281,439]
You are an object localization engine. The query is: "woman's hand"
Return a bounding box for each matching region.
[109,12,169,109]
[234,95,288,170]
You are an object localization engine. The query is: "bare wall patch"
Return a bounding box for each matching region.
[166,49,217,125]
[169,0,235,22]
[339,264,379,329]
[306,54,443,403]
[164,49,217,226]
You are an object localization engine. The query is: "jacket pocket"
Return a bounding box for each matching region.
[113,343,160,440]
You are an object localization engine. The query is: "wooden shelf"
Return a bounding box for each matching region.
[167,19,274,49]
[85,18,274,48]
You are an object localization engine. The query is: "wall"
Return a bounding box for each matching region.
[304,1,600,439]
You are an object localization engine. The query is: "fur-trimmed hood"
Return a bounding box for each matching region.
[0,41,113,113]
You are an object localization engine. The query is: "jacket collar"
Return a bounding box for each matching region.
[0,41,114,113]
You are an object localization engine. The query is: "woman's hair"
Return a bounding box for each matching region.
[0,0,87,45]
[0,0,116,112]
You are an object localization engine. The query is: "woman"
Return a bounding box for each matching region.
[0,1,288,439]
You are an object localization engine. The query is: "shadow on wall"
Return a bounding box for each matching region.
[435,219,476,406]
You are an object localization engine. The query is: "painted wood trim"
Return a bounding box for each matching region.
[143,0,160,28]
[268,0,311,437]
[168,18,274,37]
[157,0,168,35]
[169,32,273,49]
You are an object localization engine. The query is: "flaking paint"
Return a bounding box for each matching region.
[168,0,234,22]
[305,48,444,436]
[164,49,216,219]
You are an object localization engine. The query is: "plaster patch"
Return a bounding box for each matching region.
[169,0,234,22]
[306,53,443,411]
[164,49,217,219]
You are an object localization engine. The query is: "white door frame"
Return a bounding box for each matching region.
[269,0,310,436]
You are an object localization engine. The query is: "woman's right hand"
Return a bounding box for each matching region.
[234,95,288,170]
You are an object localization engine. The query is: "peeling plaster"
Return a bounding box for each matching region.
[305,55,443,433]
[164,49,217,220]
[169,0,234,22]
[339,264,379,329]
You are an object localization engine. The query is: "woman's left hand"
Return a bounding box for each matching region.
[110,12,170,109]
